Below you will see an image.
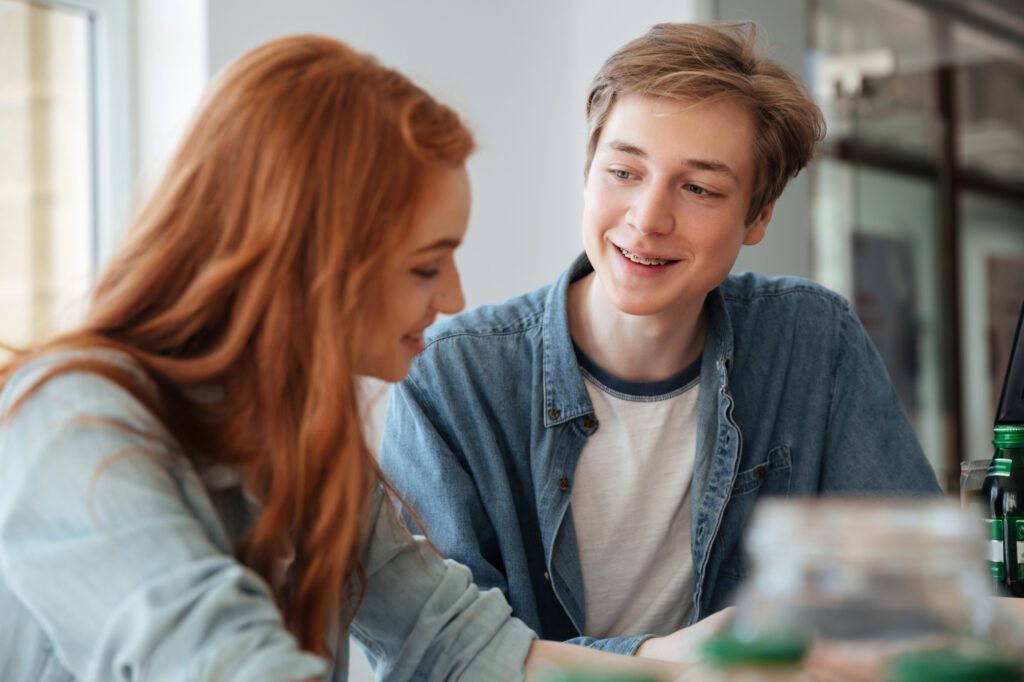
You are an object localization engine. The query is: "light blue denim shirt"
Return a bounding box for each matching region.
[380,254,942,656]
[0,353,534,681]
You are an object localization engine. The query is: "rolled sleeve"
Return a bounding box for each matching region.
[351,493,536,681]
[566,634,654,656]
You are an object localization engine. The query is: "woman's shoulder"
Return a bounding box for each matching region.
[2,347,150,410]
[0,348,170,472]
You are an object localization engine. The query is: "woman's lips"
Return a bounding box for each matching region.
[402,334,426,355]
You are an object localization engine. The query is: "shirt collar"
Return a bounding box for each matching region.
[540,253,736,428]
[703,285,735,373]
[541,253,596,427]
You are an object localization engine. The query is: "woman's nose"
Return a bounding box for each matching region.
[434,266,465,315]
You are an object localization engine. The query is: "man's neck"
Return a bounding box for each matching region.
[567,272,708,383]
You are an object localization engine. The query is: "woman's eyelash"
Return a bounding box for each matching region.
[413,268,440,279]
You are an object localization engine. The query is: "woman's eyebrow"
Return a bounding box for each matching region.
[414,238,461,254]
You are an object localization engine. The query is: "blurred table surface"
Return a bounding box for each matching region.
[996,596,1024,620]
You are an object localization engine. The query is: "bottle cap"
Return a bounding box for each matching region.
[994,423,1024,448]
[701,630,809,666]
[886,649,1023,682]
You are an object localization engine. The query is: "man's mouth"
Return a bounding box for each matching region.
[617,246,674,266]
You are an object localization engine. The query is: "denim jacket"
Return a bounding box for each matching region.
[380,254,942,656]
[0,353,534,681]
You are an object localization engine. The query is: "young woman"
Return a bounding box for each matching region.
[0,35,687,681]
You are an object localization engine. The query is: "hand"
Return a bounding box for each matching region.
[635,607,735,663]
[526,640,688,682]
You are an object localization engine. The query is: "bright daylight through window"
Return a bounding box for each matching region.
[0,0,93,353]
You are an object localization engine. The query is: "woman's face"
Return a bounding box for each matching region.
[355,164,470,382]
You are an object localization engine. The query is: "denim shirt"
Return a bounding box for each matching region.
[380,254,942,656]
[0,353,534,681]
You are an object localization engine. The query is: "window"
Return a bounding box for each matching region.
[811,0,1024,487]
[0,0,131,349]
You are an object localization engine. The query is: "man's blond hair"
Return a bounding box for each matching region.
[585,23,825,224]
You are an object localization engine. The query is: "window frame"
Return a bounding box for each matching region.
[28,0,133,272]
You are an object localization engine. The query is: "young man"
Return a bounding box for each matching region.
[379,23,941,660]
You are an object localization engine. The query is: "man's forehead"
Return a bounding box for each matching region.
[599,94,756,182]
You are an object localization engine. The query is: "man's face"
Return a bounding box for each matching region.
[581,93,773,319]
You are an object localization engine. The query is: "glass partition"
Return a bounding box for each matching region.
[811,0,1024,489]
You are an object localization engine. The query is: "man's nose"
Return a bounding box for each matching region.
[626,183,675,235]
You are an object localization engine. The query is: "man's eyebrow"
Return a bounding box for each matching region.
[606,139,739,182]
[683,158,739,182]
[414,237,461,254]
[607,140,647,158]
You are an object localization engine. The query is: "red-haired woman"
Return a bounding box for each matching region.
[0,35,685,681]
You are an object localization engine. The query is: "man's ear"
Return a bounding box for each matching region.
[743,199,776,246]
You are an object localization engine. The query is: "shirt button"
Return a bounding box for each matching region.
[548,408,560,420]
[558,477,570,492]
[582,416,596,429]
[755,467,767,480]
[544,571,550,581]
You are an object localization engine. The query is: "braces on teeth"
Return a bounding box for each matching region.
[619,247,669,266]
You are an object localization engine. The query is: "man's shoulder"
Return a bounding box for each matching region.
[425,282,553,345]
[720,272,851,323]
[395,284,555,425]
[403,281,555,390]
[720,270,847,305]
[717,273,858,356]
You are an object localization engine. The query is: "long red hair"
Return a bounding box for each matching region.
[0,34,473,655]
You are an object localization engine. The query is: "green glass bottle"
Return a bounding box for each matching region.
[697,629,809,681]
[982,425,1024,596]
[983,300,1024,596]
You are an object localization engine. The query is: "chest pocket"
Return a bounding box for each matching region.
[732,445,792,497]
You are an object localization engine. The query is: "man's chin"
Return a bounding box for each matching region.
[606,292,671,318]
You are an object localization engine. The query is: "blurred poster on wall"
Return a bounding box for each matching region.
[987,255,1024,410]
[853,233,919,414]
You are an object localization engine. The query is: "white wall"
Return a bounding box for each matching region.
[207,0,707,310]
[717,0,814,279]
[133,0,207,199]
[134,0,819,305]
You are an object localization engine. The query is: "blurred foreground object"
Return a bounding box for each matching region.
[692,498,1024,681]
[984,300,1024,597]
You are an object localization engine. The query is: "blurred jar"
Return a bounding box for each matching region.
[680,629,810,681]
[886,648,1023,682]
[723,498,1021,680]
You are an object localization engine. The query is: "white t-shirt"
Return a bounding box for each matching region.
[570,348,700,638]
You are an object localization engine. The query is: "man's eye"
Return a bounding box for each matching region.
[413,268,440,279]
[685,183,707,195]
[611,169,633,181]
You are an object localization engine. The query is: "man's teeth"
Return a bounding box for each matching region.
[619,247,669,266]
